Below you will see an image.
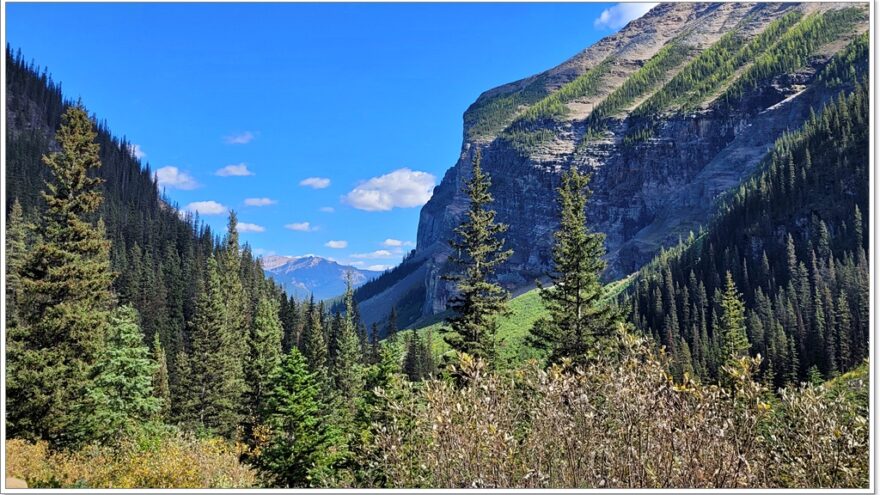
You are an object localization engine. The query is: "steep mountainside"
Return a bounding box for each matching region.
[355,2,868,330]
[261,255,376,300]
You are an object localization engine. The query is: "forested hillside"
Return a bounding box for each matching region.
[626,35,869,387]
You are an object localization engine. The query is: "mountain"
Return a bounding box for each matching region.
[353,2,869,330]
[261,255,377,301]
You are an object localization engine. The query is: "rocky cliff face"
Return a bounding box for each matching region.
[357,2,868,329]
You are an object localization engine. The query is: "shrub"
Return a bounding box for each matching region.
[5,430,257,488]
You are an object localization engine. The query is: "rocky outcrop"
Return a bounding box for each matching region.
[357,2,868,329]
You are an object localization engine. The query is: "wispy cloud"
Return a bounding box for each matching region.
[381,238,415,247]
[183,200,227,215]
[245,197,277,207]
[128,144,146,160]
[325,240,348,249]
[224,131,255,144]
[155,166,199,190]
[365,264,392,272]
[351,250,394,259]
[285,222,317,232]
[300,177,331,189]
[237,222,265,233]
[216,163,254,177]
[343,168,436,212]
[593,3,657,30]
[319,206,335,213]
[253,248,276,257]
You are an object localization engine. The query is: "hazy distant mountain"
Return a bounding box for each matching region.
[261,255,377,300]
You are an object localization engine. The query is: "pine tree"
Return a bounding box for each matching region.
[333,273,365,404]
[403,331,422,381]
[720,272,750,370]
[443,149,512,365]
[244,291,284,434]
[386,307,398,343]
[303,295,329,383]
[220,211,248,420]
[188,256,242,438]
[152,332,171,421]
[529,166,621,365]
[9,105,115,446]
[81,306,161,442]
[255,349,345,488]
[5,199,30,325]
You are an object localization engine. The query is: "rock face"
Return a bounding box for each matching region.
[357,2,868,329]
[262,256,376,301]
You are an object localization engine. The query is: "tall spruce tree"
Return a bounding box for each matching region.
[528,166,620,365]
[255,349,345,488]
[303,295,329,382]
[720,272,750,367]
[151,332,172,421]
[333,273,365,403]
[188,256,242,438]
[81,306,161,442]
[244,291,284,434]
[443,148,512,365]
[8,105,115,446]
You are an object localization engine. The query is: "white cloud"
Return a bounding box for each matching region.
[319,206,335,213]
[381,238,415,247]
[348,261,366,267]
[351,250,394,259]
[128,144,146,160]
[365,264,392,272]
[325,240,348,249]
[253,248,276,257]
[343,168,436,212]
[155,166,199,190]
[236,222,265,233]
[216,163,254,177]
[285,222,317,232]
[245,197,277,207]
[224,131,255,144]
[183,200,227,215]
[300,177,331,189]
[593,3,657,29]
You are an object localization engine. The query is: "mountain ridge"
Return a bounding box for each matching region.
[352,1,868,330]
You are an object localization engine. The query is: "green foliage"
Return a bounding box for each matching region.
[720,8,866,106]
[719,273,749,367]
[514,59,611,125]
[628,79,869,386]
[81,306,161,443]
[254,350,346,487]
[443,149,513,365]
[151,332,171,421]
[464,76,550,140]
[243,292,284,437]
[633,11,803,117]
[333,274,365,405]
[185,256,243,438]
[817,31,869,89]
[302,296,330,382]
[7,105,115,447]
[529,167,621,365]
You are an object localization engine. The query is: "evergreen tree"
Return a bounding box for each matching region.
[81,306,161,442]
[529,166,621,365]
[9,105,115,446]
[151,332,171,421]
[5,199,30,324]
[385,307,398,343]
[333,273,365,404]
[188,256,242,438]
[303,295,329,382]
[719,272,750,368]
[244,292,284,432]
[255,350,345,488]
[443,149,512,365]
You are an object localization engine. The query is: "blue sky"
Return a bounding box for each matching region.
[6,2,653,270]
